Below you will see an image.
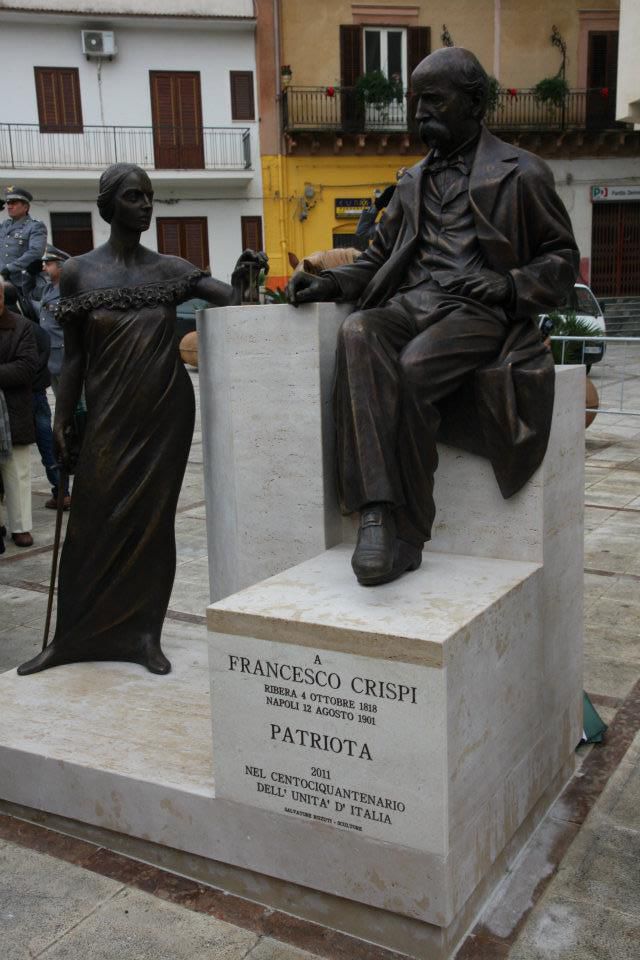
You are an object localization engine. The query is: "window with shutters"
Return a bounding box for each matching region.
[150,72,204,169]
[34,67,83,133]
[241,216,263,253]
[339,24,429,131]
[230,71,255,121]
[156,217,210,271]
[50,212,93,256]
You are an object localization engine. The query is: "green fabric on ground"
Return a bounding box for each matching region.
[583,691,608,743]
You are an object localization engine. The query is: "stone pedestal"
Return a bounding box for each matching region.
[197,303,350,602]
[203,307,585,957]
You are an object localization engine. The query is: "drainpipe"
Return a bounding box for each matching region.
[274,0,289,279]
[493,0,501,80]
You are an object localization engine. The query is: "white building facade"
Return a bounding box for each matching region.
[0,0,263,281]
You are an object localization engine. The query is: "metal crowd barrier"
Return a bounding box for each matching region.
[551,335,640,417]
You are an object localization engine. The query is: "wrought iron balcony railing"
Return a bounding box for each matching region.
[282,86,619,135]
[0,124,252,171]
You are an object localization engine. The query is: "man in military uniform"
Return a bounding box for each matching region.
[0,186,47,298]
[35,244,68,394]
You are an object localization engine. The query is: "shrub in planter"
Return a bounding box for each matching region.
[533,75,570,108]
[355,70,404,107]
[549,312,602,365]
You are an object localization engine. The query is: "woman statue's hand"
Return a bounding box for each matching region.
[53,423,71,473]
[53,422,82,475]
[231,250,269,304]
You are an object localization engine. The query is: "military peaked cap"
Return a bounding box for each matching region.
[42,244,70,263]
[4,186,33,203]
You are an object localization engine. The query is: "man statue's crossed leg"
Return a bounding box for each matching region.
[334,286,509,585]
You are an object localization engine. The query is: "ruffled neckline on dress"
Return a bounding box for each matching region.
[57,269,207,321]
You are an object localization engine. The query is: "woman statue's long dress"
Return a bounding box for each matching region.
[18,164,266,677]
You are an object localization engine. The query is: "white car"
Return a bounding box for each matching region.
[540,283,606,370]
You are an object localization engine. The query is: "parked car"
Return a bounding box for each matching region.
[539,283,606,371]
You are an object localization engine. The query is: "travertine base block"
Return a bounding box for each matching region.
[198,303,583,606]
[197,303,350,601]
[204,359,584,953]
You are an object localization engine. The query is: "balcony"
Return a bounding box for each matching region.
[0,123,251,173]
[282,86,634,156]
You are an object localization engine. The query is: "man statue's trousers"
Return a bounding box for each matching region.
[333,283,510,546]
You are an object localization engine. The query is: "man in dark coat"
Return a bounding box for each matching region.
[0,280,38,546]
[288,47,579,586]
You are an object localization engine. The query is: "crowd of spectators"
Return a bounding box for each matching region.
[0,187,69,553]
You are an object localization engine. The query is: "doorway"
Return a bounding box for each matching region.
[591,202,640,297]
[150,72,204,169]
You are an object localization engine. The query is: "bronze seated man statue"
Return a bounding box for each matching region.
[288,47,579,586]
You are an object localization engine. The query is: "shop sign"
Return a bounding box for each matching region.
[335,198,370,219]
[592,185,640,202]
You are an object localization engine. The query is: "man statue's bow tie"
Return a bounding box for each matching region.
[428,152,468,175]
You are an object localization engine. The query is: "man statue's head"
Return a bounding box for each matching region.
[412,47,489,153]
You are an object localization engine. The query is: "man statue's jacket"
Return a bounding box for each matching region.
[326,125,580,498]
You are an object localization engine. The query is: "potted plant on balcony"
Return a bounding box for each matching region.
[355,70,404,121]
[533,73,569,109]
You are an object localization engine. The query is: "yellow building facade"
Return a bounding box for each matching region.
[261,153,423,289]
[257,0,631,294]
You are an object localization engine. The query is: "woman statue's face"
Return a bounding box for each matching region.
[112,171,154,233]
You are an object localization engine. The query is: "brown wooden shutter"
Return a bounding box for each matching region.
[407,27,431,125]
[35,67,83,133]
[183,220,208,268]
[157,217,210,271]
[586,31,619,130]
[151,73,178,147]
[230,71,255,121]
[157,220,181,258]
[241,216,263,252]
[340,25,362,86]
[150,72,204,168]
[176,74,202,147]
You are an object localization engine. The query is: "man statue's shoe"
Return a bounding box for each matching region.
[352,504,396,585]
[357,537,423,588]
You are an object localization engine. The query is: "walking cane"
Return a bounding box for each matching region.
[42,465,67,651]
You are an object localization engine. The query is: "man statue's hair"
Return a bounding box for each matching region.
[414,47,490,120]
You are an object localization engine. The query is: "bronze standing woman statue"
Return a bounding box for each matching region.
[18,163,265,676]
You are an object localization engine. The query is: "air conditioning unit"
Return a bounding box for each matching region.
[81,30,117,58]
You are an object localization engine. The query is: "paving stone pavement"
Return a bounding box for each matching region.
[1,360,639,960]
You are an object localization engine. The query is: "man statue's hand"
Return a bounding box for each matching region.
[286,271,338,306]
[449,272,511,305]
